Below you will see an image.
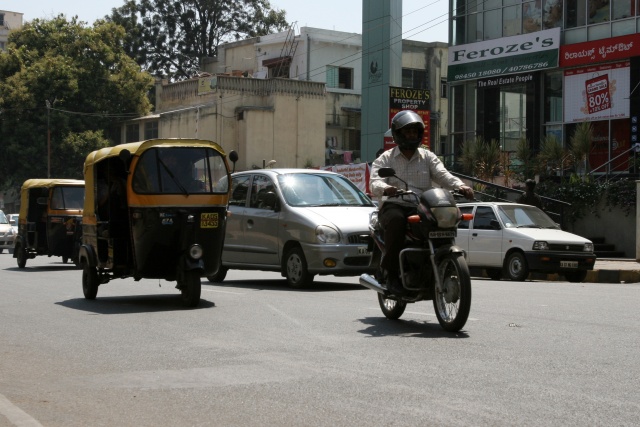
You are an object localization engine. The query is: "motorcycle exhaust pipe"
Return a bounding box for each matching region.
[359,274,387,294]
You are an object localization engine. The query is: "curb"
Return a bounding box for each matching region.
[472,268,640,284]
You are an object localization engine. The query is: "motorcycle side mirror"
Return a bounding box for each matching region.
[378,167,395,178]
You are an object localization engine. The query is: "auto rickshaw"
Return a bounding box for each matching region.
[79,138,237,307]
[14,179,85,267]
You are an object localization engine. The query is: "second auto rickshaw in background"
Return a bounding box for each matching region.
[14,179,85,268]
[80,139,237,307]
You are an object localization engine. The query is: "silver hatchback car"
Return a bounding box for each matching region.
[209,169,376,287]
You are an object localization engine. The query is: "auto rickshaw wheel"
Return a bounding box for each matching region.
[82,264,99,300]
[16,243,27,269]
[180,270,202,308]
[62,256,69,264]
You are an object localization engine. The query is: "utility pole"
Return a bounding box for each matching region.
[45,99,56,178]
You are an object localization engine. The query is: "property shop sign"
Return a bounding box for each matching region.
[448,28,560,82]
[388,86,431,148]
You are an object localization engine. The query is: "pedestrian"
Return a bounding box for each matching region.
[517,179,543,209]
[370,110,474,294]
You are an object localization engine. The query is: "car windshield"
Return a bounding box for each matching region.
[497,205,559,229]
[277,173,374,207]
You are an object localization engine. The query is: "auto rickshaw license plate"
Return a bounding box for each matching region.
[560,261,578,268]
[200,213,219,228]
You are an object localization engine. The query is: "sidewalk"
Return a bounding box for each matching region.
[546,258,640,283]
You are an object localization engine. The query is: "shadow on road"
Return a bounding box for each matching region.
[56,294,216,314]
[356,316,470,338]
[4,264,81,272]
[204,279,362,292]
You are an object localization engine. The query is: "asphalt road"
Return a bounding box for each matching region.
[1,253,639,426]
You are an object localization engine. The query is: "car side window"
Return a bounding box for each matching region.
[472,206,498,230]
[229,175,251,206]
[249,175,276,210]
[458,206,473,229]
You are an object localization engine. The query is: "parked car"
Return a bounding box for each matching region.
[456,202,596,282]
[0,210,17,254]
[209,168,376,287]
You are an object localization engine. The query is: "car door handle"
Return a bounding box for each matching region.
[472,233,478,236]
[247,219,254,229]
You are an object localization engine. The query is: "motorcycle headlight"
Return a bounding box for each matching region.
[532,241,549,250]
[584,242,594,252]
[189,244,203,260]
[430,206,460,228]
[316,225,340,244]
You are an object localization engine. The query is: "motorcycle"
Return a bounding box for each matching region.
[360,167,474,332]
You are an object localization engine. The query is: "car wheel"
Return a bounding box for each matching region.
[16,243,27,269]
[207,266,228,283]
[0,249,3,254]
[486,268,502,281]
[505,251,529,281]
[284,247,315,288]
[565,270,587,283]
[82,264,99,300]
[62,256,69,264]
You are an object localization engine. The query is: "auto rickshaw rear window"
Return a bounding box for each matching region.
[50,186,84,210]
[133,147,229,194]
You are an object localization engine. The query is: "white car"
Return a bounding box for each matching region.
[0,210,17,254]
[456,202,596,282]
[211,169,377,287]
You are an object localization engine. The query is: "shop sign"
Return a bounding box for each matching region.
[448,28,560,82]
[560,33,640,68]
[388,86,431,148]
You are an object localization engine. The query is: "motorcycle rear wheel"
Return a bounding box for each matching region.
[377,293,407,320]
[433,254,472,332]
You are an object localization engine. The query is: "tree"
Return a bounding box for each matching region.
[107,0,289,81]
[0,16,154,189]
[569,121,593,176]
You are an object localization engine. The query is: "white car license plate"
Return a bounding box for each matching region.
[358,246,370,255]
[560,261,578,268]
[429,231,456,238]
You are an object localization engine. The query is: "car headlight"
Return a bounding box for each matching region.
[532,241,549,250]
[316,225,340,244]
[584,242,594,252]
[7,228,15,236]
[189,244,203,260]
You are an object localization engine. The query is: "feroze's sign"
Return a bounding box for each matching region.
[448,28,560,82]
[200,213,219,228]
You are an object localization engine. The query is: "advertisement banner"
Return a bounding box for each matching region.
[389,86,431,148]
[448,28,560,82]
[564,61,630,122]
[321,163,370,193]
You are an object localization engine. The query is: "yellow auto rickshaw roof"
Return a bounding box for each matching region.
[83,138,227,169]
[21,178,85,190]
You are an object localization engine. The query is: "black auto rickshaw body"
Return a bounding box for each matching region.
[79,138,236,307]
[13,179,85,268]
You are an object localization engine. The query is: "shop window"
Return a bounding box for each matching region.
[484,9,502,39]
[402,69,428,90]
[503,5,521,36]
[543,0,563,28]
[589,0,611,23]
[522,0,542,33]
[565,0,587,28]
[544,71,562,123]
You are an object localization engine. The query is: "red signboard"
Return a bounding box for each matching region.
[560,33,640,68]
[388,86,431,149]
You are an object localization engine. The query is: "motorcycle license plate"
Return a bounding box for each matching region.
[358,246,370,255]
[560,261,578,268]
[429,231,456,238]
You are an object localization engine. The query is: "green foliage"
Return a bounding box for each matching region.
[108,0,289,81]
[604,179,636,217]
[0,16,153,188]
[459,137,501,181]
[537,134,568,176]
[569,121,593,175]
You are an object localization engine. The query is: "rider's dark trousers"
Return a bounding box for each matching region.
[378,202,415,275]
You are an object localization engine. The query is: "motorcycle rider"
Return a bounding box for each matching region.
[370,110,474,295]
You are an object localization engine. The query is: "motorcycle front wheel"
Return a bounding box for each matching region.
[377,293,407,320]
[433,254,472,332]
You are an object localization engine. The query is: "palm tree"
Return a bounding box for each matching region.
[570,121,593,177]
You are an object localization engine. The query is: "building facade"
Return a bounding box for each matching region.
[124,27,450,171]
[448,0,640,175]
[0,10,23,52]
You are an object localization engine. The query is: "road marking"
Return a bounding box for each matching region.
[0,394,43,427]
[267,304,302,326]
